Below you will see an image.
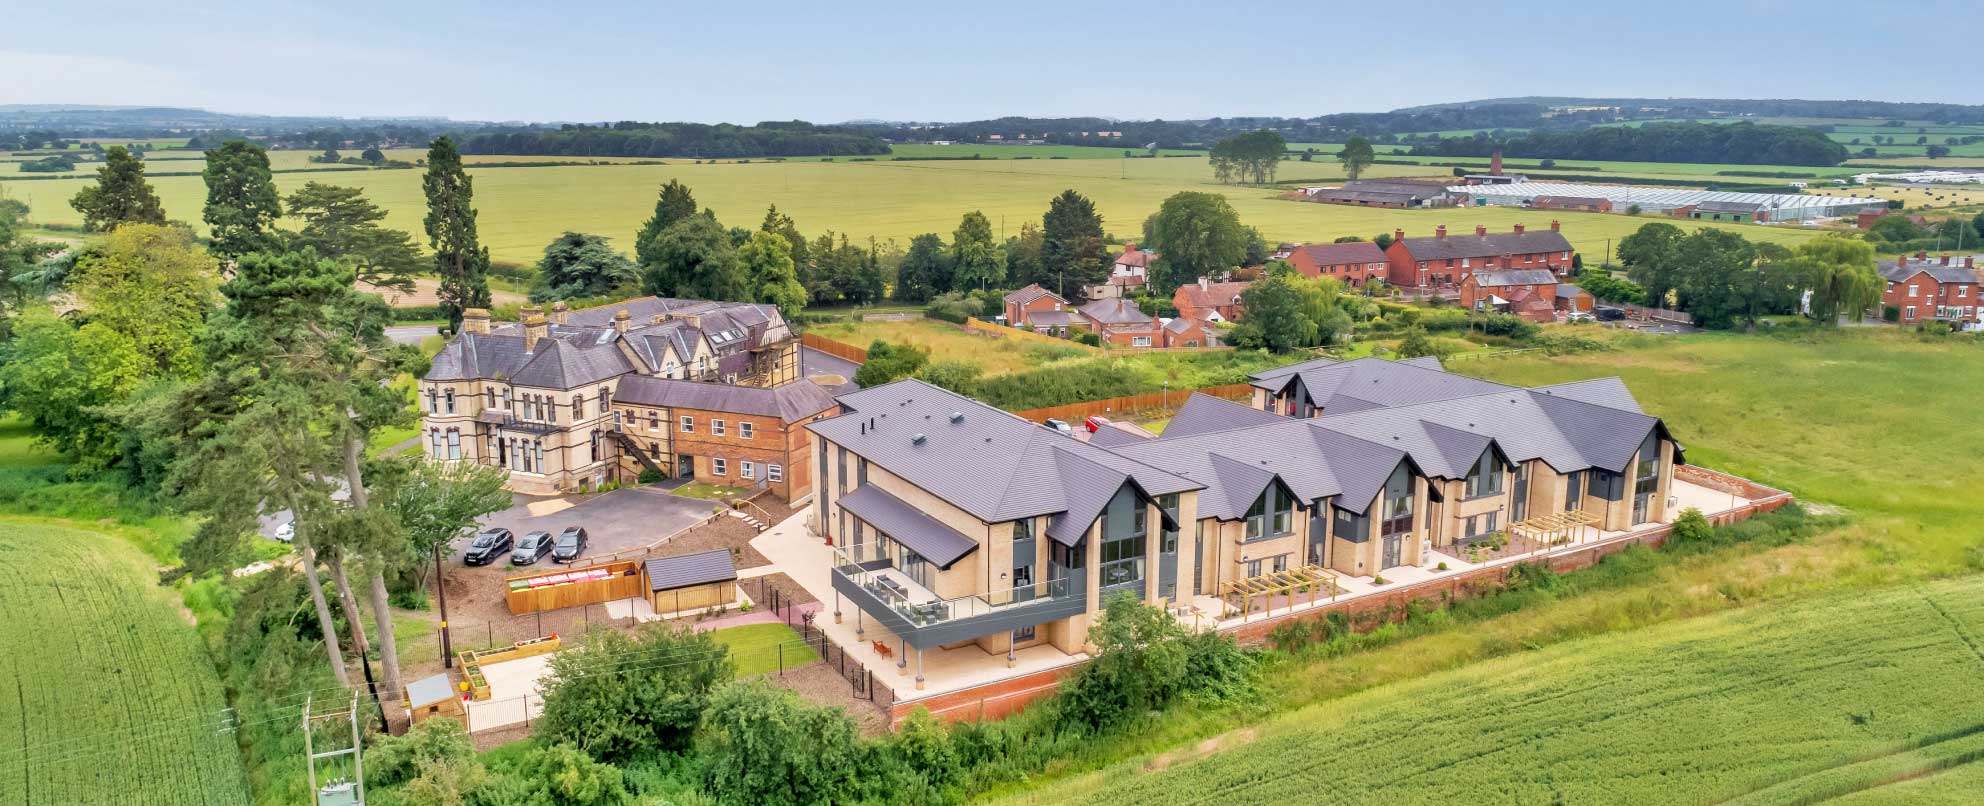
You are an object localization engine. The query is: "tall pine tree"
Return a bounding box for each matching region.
[70,146,166,232]
[422,137,492,331]
[201,140,283,261]
[635,180,699,269]
[1041,189,1106,298]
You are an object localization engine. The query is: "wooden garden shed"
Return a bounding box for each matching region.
[644,549,738,617]
[404,673,465,725]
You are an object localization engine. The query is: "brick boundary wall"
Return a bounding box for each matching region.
[885,468,1793,728]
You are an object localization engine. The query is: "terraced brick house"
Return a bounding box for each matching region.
[1878,253,1982,329]
[805,354,1685,680]
[417,297,798,495]
[1384,222,1576,290]
[1459,268,1561,322]
[1275,241,1391,288]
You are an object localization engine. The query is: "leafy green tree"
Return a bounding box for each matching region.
[69,145,165,231]
[1864,214,1923,243]
[1289,275,1353,345]
[635,179,699,268]
[760,203,810,278]
[1041,189,1107,296]
[852,340,928,387]
[0,196,61,327]
[535,623,730,761]
[738,229,807,314]
[505,743,629,806]
[1004,220,1045,291]
[1395,326,1444,358]
[529,232,635,302]
[1338,136,1377,180]
[1056,593,1253,733]
[422,136,492,331]
[1618,221,1687,306]
[698,680,860,806]
[1208,129,1287,183]
[201,140,283,260]
[1789,235,1880,324]
[285,182,423,293]
[916,359,984,397]
[360,147,386,164]
[70,223,218,378]
[0,309,147,472]
[640,214,748,301]
[949,210,1004,291]
[1227,275,1315,352]
[1144,192,1247,294]
[375,457,511,584]
[364,717,474,788]
[893,233,949,302]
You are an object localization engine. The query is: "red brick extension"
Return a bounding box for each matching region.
[884,466,1792,728]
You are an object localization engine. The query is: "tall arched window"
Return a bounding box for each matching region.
[597,385,611,410]
[572,394,585,419]
[425,389,438,413]
[428,429,443,458]
[443,389,456,414]
[534,440,545,470]
[589,430,601,463]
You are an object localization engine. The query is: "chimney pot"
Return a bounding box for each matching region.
[1436,225,1447,238]
[1941,255,1951,265]
[1475,225,1487,236]
[613,309,632,334]
[1513,223,1526,234]
[1550,219,1561,232]
[550,301,571,325]
[1394,228,1405,243]
[461,308,491,335]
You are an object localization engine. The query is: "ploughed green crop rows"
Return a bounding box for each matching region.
[0,520,250,806]
[1002,576,1984,805]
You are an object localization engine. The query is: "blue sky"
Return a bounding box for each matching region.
[4,0,1980,123]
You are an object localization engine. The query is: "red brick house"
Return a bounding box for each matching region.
[1277,242,1390,287]
[1160,317,1210,347]
[1079,297,1162,347]
[1460,269,1561,322]
[1003,284,1070,327]
[1554,284,1596,314]
[610,377,841,501]
[1084,244,1156,299]
[1384,222,1576,289]
[1173,277,1253,324]
[1878,253,1983,329]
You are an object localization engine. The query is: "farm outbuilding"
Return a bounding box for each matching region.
[404,673,465,725]
[645,549,740,617]
[1452,181,1888,222]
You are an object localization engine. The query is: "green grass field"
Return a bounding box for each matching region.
[709,623,820,678]
[1000,575,1984,805]
[2,155,1827,269]
[0,519,251,806]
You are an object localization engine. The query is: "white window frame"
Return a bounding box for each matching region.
[739,422,754,440]
[681,416,694,433]
[711,457,727,476]
[712,419,726,437]
[767,464,783,482]
[740,461,755,480]
[1131,336,1152,347]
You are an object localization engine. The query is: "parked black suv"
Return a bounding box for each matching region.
[551,526,589,563]
[1595,305,1627,322]
[511,531,553,566]
[463,528,514,566]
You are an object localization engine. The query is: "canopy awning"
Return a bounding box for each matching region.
[839,485,978,569]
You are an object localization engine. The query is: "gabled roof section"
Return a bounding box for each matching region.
[1473,269,1559,287]
[1289,241,1387,266]
[1080,297,1154,325]
[811,379,1199,529]
[1105,418,1415,519]
[1314,382,1663,476]
[1160,393,1286,440]
[1398,229,1574,261]
[1004,283,1064,306]
[1255,357,1514,411]
[507,339,636,390]
[1532,377,1643,413]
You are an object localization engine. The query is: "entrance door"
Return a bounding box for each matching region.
[676,454,695,480]
[1511,465,1530,522]
[1381,533,1402,569]
[1158,528,1178,600]
[1308,510,1329,567]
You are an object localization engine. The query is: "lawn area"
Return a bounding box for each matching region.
[0,414,59,468]
[1000,575,1984,805]
[1452,329,1984,568]
[3,153,1825,268]
[0,519,251,806]
[810,317,1096,376]
[709,622,820,678]
[670,481,750,501]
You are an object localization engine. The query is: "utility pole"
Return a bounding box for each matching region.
[433,542,453,668]
[303,691,367,806]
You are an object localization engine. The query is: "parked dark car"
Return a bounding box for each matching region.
[511,531,553,566]
[551,526,589,563]
[463,528,514,566]
[1595,306,1627,322]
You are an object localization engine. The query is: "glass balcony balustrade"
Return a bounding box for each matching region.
[831,545,1073,628]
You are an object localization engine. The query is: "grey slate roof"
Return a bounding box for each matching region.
[1532,378,1643,413]
[1161,393,1285,439]
[1004,284,1063,306]
[837,485,978,568]
[1249,357,1514,412]
[1313,386,1667,477]
[1288,241,1388,266]
[645,549,738,591]
[1878,258,1981,285]
[1108,418,1418,517]
[1086,423,1156,448]
[809,380,1199,532]
[1080,298,1154,326]
[425,331,635,390]
[1028,310,1082,327]
[1473,269,1559,287]
[430,296,790,391]
[1397,229,1573,261]
[1554,283,1589,300]
[613,376,839,424]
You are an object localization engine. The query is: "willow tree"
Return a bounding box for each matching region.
[1791,235,1881,324]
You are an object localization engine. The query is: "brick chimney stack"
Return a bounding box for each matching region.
[1550,220,1561,232]
[460,308,491,335]
[1514,223,1526,234]
[550,300,570,325]
[1475,224,1488,236]
[524,313,548,352]
[1394,228,1405,243]
[1941,255,1951,265]
[1436,225,1448,239]
[1490,149,1503,176]
[613,309,632,334]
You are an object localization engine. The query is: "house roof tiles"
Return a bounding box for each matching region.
[1397,229,1573,261]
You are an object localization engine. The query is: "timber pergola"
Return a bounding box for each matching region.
[1219,564,1341,622]
[1506,509,1601,554]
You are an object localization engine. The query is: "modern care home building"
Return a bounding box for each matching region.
[804,354,1685,685]
[417,297,799,495]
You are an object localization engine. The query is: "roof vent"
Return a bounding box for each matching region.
[911,433,927,445]
[949,412,964,423]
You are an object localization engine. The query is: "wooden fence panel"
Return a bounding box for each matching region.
[801,332,868,363]
[505,560,645,615]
